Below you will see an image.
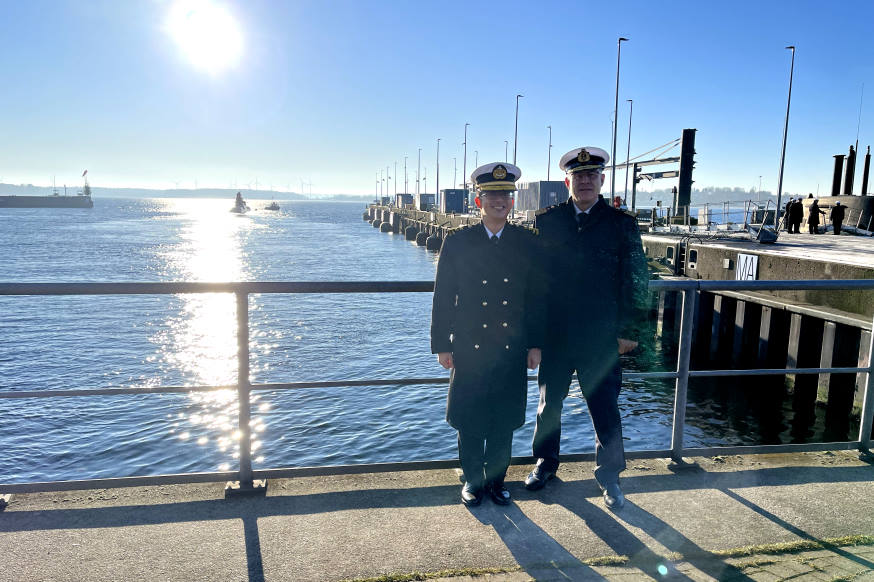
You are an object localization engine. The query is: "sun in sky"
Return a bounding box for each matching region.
[166,0,243,75]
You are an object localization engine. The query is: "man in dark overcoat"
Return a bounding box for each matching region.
[524,146,649,511]
[808,199,826,234]
[431,162,546,507]
[830,201,846,235]
[790,197,804,234]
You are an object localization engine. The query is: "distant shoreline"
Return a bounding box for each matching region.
[0,184,372,203]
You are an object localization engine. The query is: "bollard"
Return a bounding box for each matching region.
[425,234,442,250]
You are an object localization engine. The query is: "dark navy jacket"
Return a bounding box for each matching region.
[534,198,649,359]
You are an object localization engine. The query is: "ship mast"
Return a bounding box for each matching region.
[82,170,91,197]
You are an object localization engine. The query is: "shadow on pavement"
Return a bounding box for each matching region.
[2,463,873,581]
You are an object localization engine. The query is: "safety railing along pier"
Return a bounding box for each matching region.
[0,279,872,496]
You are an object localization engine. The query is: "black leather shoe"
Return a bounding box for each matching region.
[488,483,511,505]
[524,466,555,491]
[461,482,483,507]
[602,482,625,510]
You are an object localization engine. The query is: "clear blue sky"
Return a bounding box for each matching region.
[2,0,873,197]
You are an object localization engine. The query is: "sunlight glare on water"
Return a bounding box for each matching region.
[154,198,262,460]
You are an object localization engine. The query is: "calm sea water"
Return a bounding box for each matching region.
[0,198,844,484]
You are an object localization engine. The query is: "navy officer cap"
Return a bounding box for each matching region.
[559,146,610,174]
[471,162,522,192]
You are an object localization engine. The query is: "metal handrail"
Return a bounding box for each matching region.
[1,278,872,494]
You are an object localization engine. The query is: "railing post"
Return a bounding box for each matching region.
[670,283,698,469]
[225,291,267,496]
[858,315,874,461]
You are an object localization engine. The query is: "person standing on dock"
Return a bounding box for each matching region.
[790,198,804,234]
[431,162,546,507]
[784,199,795,232]
[830,201,845,235]
[808,199,826,234]
[524,146,649,511]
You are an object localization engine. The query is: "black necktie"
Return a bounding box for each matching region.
[576,213,588,231]
[491,235,499,246]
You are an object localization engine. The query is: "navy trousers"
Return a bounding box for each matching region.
[457,429,513,490]
[532,348,626,487]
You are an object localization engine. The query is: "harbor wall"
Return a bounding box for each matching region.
[641,234,874,318]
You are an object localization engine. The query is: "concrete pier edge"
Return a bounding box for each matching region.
[2,450,873,581]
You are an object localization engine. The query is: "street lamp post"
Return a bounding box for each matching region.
[474,150,478,168]
[463,123,469,192]
[547,125,552,181]
[611,37,629,201]
[514,94,523,165]
[417,148,422,196]
[504,140,508,162]
[380,169,383,197]
[623,99,633,205]
[775,45,796,229]
[436,138,441,207]
[386,166,390,200]
[453,157,457,189]
[404,156,408,194]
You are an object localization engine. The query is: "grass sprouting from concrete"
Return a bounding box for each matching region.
[339,566,521,582]
[712,534,874,558]
[342,535,874,581]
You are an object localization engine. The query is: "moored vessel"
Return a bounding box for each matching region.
[0,171,94,208]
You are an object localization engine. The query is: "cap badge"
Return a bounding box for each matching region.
[577,149,590,163]
[492,165,508,180]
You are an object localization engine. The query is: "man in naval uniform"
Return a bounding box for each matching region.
[431,162,546,507]
[524,146,649,510]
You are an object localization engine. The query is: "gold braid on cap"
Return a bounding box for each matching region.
[478,181,517,191]
[568,164,605,173]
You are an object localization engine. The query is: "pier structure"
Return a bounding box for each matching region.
[364,204,487,251]
[642,232,874,421]
[2,452,873,582]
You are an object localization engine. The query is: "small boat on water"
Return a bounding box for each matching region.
[265,200,280,211]
[230,192,250,214]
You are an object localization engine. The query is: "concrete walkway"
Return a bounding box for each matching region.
[1,451,873,581]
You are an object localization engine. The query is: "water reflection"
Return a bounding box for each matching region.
[154,198,266,470]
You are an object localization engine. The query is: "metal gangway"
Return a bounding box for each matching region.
[0,279,872,497]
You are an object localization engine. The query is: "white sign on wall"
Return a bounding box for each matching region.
[736,253,758,280]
